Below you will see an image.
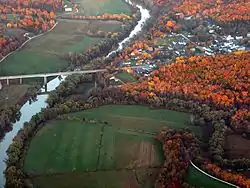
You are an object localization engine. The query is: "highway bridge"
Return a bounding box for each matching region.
[0,65,147,86]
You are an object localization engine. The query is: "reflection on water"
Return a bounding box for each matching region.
[0,76,64,185]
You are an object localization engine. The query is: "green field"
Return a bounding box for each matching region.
[115,72,138,83]
[25,121,102,174]
[32,168,159,188]
[24,105,199,187]
[71,0,131,16]
[24,105,231,187]
[0,20,122,76]
[187,166,231,188]
[70,105,200,134]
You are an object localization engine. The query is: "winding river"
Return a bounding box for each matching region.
[0,1,150,186]
[0,1,238,187]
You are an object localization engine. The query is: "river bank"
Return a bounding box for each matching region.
[0,77,65,185]
[0,1,150,186]
[1,0,247,187]
[0,0,140,147]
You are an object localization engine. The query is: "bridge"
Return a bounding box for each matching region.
[0,69,107,85]
[0,65,148,86]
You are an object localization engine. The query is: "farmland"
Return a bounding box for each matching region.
[24,105,199,187]
[0,20,122,76]
[2,0,250,187]
[69,0,132,16]
[0,84,30,107]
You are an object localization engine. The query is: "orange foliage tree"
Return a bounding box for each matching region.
[121,51,250,131]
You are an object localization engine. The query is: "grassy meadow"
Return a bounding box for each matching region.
[0,20,122,76]
[24,105,200,187]
[70,0,131,16]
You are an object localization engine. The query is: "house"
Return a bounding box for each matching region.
[65,7,73,12]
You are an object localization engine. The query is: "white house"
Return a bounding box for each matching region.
[65,7,73,12]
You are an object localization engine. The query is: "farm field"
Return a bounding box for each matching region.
[24,105,200,187]
[70,105,201,135]
[69,0,131,16]
[0,20,122,76]
[0,84,33,108]
[31,168,159,188]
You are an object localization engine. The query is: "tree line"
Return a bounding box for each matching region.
[3,71,244,187]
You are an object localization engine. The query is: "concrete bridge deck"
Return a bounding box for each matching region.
[0,65,149,86]
[0,69,107,80]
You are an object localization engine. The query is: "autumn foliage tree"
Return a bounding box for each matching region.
[122,51,250,131]
[155,129,199,187]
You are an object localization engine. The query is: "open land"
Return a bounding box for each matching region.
[2,0,250,187]
[115,72,138,83]
[186,166,231,188]
[0,20,122,76]
[24,105,199,187]
[69,0,131,16]
[0,84,35,108]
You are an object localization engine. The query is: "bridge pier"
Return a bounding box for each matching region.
[19,78,22,85]
[92,73,97,88]
[44,76,47,85]
[44,76,47,92]
[94,73,98,88]
[44,83,47,92]
[0,68,132,87]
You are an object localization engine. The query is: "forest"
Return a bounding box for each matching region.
[0,0,249,187]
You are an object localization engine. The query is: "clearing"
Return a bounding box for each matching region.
[31,168,159,188]
[70,105,200,134]
[24,105,199,187]
[187,166,231,188]
[0,84,34,108]
[69,0,131,16]
[0,20,122,76]
[115,72,138,83]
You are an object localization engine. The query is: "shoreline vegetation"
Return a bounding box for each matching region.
[0,22,59,64]
[0,0,139,155]
[1,0,250,187]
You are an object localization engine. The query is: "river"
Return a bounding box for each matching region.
[0,1,150,187]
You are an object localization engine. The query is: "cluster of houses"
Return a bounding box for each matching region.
[118,17,250,78]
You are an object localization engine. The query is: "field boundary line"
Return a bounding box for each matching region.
[190,160,239,188]
[96,124,105,168]
[42,123,64,174]
[0,21,58,64]
[102,122,156,136]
